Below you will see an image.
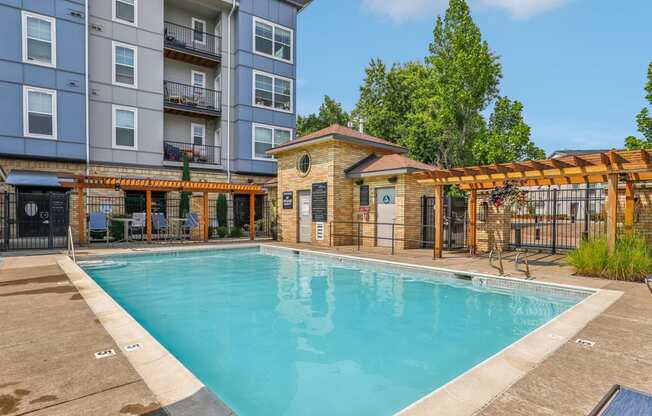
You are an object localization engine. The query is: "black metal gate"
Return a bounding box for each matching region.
[421,196,467,250]
[1,192,70,251]
[510,186,607,252]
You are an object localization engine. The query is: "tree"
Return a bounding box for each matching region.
[297,95,349,137]
[625,62,652,150]
[422,0,502,167]
[472,97,545,164]
[179,154,191,217]
[216,193,228,227]
[353,0,502,168]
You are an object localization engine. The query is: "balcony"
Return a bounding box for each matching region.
[164,21,221,66]
[164,140,222,166]
[163,81,222,118]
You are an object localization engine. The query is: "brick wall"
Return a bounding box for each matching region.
[476,192,512,253]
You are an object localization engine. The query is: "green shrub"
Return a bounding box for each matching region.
[216,194,228,226]
[217,226,229,238]
[229,227,244,238]
[567,232,652,282]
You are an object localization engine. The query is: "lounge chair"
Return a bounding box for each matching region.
[588,384,652,415]
[152,212,169,240]
[88,212,110,246]
[130,212,146,240]
[181,213,199,240]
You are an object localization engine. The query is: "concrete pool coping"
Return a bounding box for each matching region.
[62,243,623,416]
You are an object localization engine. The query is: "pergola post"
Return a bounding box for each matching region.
[77,185,86,245]
[624,180,635,232]
[607,173,618,253]
[203,191,209,241]
[434,185,444,259]
[146,190,152,242]
[468,189,477,255]
[249,192,255,240]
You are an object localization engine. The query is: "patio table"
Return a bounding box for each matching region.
[168,217,187,240]
[112,218,134,242]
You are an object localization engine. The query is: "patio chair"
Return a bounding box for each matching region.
[588,384,652,415]
[152,212,169,240]
[88,212,110,246]
[130,212,146,241]
[180,213,199,240]
[646,275,652,295]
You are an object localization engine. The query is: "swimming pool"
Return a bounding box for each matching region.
[81,246,588,416]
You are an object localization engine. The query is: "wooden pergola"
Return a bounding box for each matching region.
[414,149,652,257]
[63,176,264,244]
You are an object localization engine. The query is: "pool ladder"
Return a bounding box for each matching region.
[67,225,76,264]
[489,246,531,279]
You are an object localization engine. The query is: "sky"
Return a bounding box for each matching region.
[295,0,652,155]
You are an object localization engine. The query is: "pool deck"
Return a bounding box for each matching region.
[1,242,651,416]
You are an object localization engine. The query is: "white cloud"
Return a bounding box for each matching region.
[361,0,448,23]
[362,0,568,22]
[478,0,568,19]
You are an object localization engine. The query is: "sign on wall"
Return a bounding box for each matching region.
[282,191,293,209]
[312,182,328,222]
[360,185,370,207]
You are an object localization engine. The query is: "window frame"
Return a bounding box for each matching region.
[191,122,206,146]
[112,0,138,26]
[252,16,293,64]
[22,11,56,68]
[191,70,206,88]
[23,86,57,140]
[252,70,293,114]
[112,41,138,88]
[251,123,293,161]
[112,105,138,150]
[191,17,207,45]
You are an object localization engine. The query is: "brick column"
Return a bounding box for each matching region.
[191,193,205,241]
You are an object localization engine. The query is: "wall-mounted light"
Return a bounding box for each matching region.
[355,179,364,186]
[114,182,120,192]
[247,178,254,184]
[388,176,398,184]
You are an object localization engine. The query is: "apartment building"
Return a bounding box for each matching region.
[0,0,310,190]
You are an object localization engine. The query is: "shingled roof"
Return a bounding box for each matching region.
[345,153,434,177]
[266,124,408,155]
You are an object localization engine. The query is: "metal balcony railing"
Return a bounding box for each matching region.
[164,21,221,58]
[163,81,222,115]
[164,140,222,165]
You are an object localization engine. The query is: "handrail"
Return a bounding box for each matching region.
[515,249,531,279]
[164,21,221,57]
[163,81,222,113]
[164,140,222,165]
[67,225,76,263]
[489,245,504,275]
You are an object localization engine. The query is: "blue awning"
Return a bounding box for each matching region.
[5,170,65,187]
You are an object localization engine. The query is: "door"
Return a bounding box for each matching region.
[298,190,311,243]
[376,187,395,247]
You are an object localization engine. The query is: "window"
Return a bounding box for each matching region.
[113,0,137,25]
[113,42,137,87]
[192,18,206,45]
[22,12,56,67]
[252,124,292,160]
[191,123,205,146]
[23,86,57,139]
[253,17,292,63]
[297,153,311,175]
[191,70,205,88]
[112,105,138,149]
[253,71,293,113]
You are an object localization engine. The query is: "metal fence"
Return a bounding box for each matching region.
[509,186,607,252]
[330,221,436,255]
[421,196,468,250]
[207,194,273,239]
[164,21,221,58]
[1,192,70,251]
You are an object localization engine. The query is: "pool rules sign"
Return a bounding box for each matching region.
[311,182,328,222]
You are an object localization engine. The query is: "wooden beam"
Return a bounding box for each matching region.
[77,185,86,245]
[434,185,444,259]
[606,173,618,253]
[249,192,255,240]
[203,192,209,241]
[624,180,635,231]
[468,189,477,255]
[146,190,152,242]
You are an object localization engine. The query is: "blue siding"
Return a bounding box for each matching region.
[232,0,298,175]
[0,0,86,162]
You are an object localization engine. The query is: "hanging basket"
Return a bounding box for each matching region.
[489,181,528,211]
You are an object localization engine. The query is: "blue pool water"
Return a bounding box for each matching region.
[82,247,582,416]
